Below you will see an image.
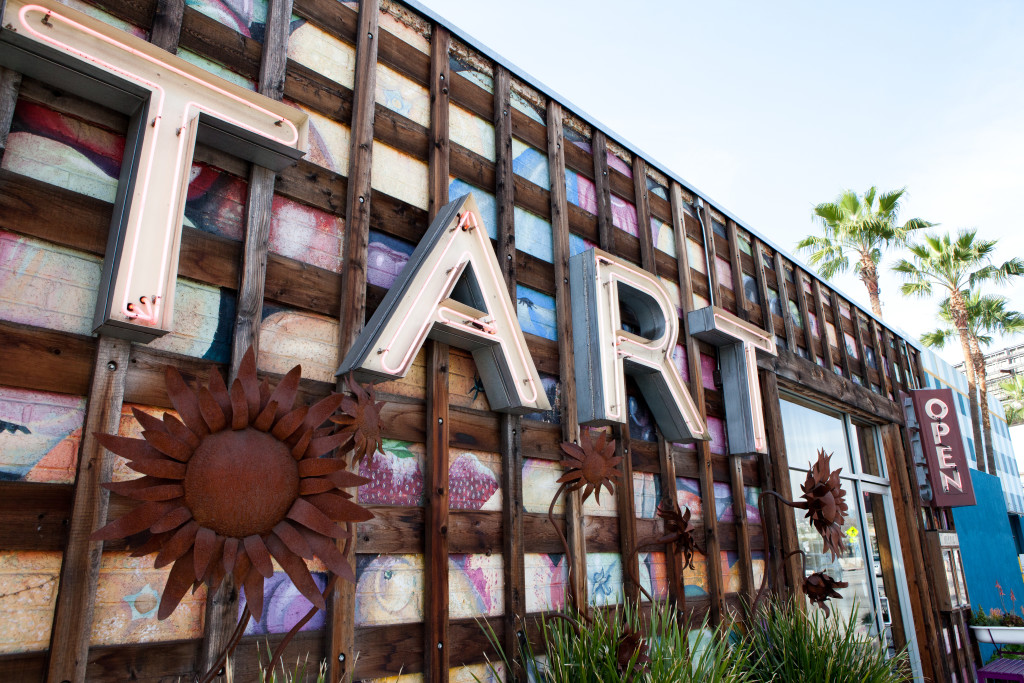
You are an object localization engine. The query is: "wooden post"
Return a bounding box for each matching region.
[751,238,774,337]
[329,2,379,680]
[793,269,816,361]
[869,318,894,399]
[810,279,834,372]
[729,454,754,602]
[829,290,853,380]
[851,310,872,386]
[493,63,525,682]
[591,130,614,252]
[427,26,450,222]
[425,341,450,682]
[547,99,587,610]
[759,371,800,594]
[0,67,22,156]
[633,155,656,273]
[45,337,131,683]
[148,0,185,53]
[699,202,723,306]
[773,252,797,353]
[726,221,749,322]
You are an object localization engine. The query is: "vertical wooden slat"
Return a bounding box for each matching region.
[773,252,797,352]
[810,279,834,372]
[726,220,749,322]
[427,26,450,222]
[425,341,450,682]
[337,0,379,356]
[148,0,185,53]
[851,310,871,385]
[591,130,614,253]
[617,427,639,603]
[45,337,131,683]
[546,100,587,610]
[0,67,23,155]
[493,64,525,682]
[699,202,723,306]
[751,238,774,337]
[633,156,656,273]
[329,2,379,680]
[656,436,681,605]
[759,370,800,594]
[895,338,916,390]
[870,318,894,398]
[829,291,853,380]
[729,453,754,602]
[793,269,816,361]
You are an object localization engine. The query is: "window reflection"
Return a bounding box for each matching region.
[779,397,852,474]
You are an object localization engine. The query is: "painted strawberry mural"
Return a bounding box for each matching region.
[449,451,500,511]
[357,440,425,506]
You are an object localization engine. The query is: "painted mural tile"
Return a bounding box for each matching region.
[845,332,859,359]
[516,285,557,341]
[633,472,661,519]
[720,551,743,594]
[287,103,350,175]
[448,349,491,412]
[743,274,759,305]
[715,257,733,295]
[373,142,428,210]
[683,550,710,597]
[4,100,123,201]
[269,195,344,273]
[355,554,424,626]
[638,551,670,601]
[376,62,430,127]
[379,9,429,54]
[564,168,597,214]
[745,486,762,524]
[651,217,676,257]
[587,552,623,606]
[752,551,765,588]
[521,373,560,425]
[375,347,427,400]
[686,238,707,275]
[367,230,416,291]
[512,138,550,190]
[515,207,554,264]
[239,570,328,636]
[449,554,503,619]
[610,195,638,237]
[179,49,256,90]
[56,0,149,37]
[510,89,545,125]
[707,415,727,456]
[288,21,356,89]
[628,394,657,443]
[449,450,501,511]
[672,343,690,384]
[183,0,305,39]
[700,352,717,392]
[0,551,62,653]
[0,231,102,336]
[257,304,340,383]
[146,279,236,364]
[184,161,246,240]
[449,54,494,94]
[660,276,682,319]
[357,440,426,507]
[767,287,782,318]
[583,486,617,516]
[607,152,632,178]
[522,458,564,515]
[789,299,803,328]
[807,310,819,337]
[569,232,597,258]
[449,179,498,239]
[0,387,85,483]
[676,477,702,524]
[450,104,495,162]
[452,664,504,683]
[90,551,206,645]
[646,176,668,201]
[524,553,567,613]
[713,480,734,522]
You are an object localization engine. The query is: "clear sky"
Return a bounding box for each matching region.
[416,0,1024,366]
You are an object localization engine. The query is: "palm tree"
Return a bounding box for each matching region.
[1001,375,1024,427]
[799,187,933,318]
[920,291,1024,471]
[894,230,1024,474]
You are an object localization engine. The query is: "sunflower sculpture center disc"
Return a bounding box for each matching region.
[184,428,299,537]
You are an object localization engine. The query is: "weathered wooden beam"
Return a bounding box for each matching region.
[773,252,797,353]
[758,370,800,594]
[726,221,749,322]
[617,424,639,603]
[751,238,774,336]
[656,436,681,605]
[428,26,450,222]
[425,341,450,682]
[546,99,587,610]
[792,269,817,362]
[45,337,131,683]
[851,311,871,386]
[810,279,834,372]
[869,318,894,399]
[729,451,754,602]
[633,156,656,273]
[0,67,22,156]
[148,0,185,52]
[829,290,853,380]
[591,130,614,252]
[699,202,723,307]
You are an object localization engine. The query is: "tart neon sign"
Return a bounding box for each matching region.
[0,0,308,341]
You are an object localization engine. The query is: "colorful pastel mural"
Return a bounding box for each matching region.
[651,217,676,257]
[258,303,340,384]
[0,387,85,483]
[449,450,501,511]
[524,553,567,613]
[632,472,661,519]
[449,554,503,619]
[515,207,554,264]
[522,458,564,515]
[368,230,416,290]
[355,554,424,627]
[638,551,669,601]
[147,279,236,364]
[521,374,560,425]
[449,179,497,239]
[512,139,549,191]
[676,477,702,524]
[240,570,329,636]
[449,104,495,162]
[586,552,623,606]
[358,440,426,507]
[516,285,556,341]
[684,551,710,597]
[0,551,62,653]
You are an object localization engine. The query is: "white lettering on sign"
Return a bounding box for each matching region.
[0,0,308,341]
[338,194,549,414]
[569,248,707,443]
[925,398,949,420]
[924,397,963,493]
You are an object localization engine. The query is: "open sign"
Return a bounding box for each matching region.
[910,388,976,507]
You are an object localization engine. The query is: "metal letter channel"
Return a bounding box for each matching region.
[0,0,308,341]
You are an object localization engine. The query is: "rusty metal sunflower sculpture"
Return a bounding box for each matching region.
[803,571,848,618]
[655,500,700,571]
[91,347,374,625]
[557,428,622,505]
[797,449,848,560]
[616,623,652,680]
[330,374,386,463]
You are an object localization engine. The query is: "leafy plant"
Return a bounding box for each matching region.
[473,599,753,683]
[743,596,911,683]
[971,606,1024,628]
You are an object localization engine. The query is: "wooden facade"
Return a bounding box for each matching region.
[0,0,963,680]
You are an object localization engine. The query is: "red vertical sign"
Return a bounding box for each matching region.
[911,388,976,507]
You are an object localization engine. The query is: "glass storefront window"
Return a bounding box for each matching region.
[779,397,852,474]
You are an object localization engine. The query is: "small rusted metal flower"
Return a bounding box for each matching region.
[557,429,622,504]
[91,347,374,621]
[803,571,849,618]
[616,624,652,678]
[330,375,386,463]
[656,500,700,570]
[797,449,848,560]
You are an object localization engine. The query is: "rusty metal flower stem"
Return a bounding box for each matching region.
[547,481,582,614]
[750,490,807,616]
